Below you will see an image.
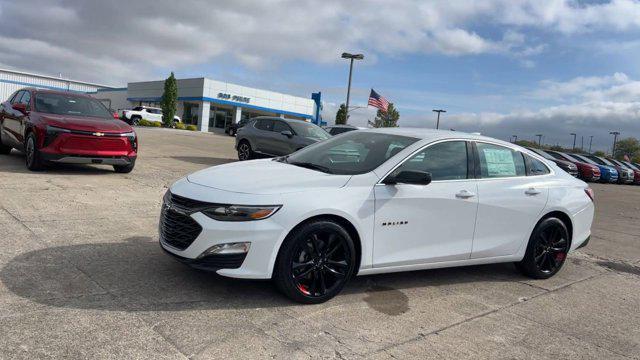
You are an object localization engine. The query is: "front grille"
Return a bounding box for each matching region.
[160,207,202,251]
[168,193,215,214]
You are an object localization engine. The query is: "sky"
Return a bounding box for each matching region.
[1,0,640,152]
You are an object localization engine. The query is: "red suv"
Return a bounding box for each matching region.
[0,88,137,172]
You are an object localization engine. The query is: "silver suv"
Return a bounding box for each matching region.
[235,117,330,160]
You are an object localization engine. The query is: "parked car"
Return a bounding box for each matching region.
[609,158,640,185]
[120,106,181,126]
[323,124,359,136]
[235,117,330,160]
[526,147,579,177]
[621,161,640,185]
[545,150,601,182]
[0,88,137,172]
[567,153,618,183]
[584,155,633,184]
[160,129,594,303]
[225,117,250,136]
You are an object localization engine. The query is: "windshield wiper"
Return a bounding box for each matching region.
[289,161,333,174]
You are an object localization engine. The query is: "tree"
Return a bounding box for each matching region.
[593,150,606,157]
[335,103,348,125]
[368,103,399,128]
[613,137,640,160]
[514,140,539,148]
[160,72,178,127]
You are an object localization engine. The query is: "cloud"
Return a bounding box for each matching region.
[7,0,640,83]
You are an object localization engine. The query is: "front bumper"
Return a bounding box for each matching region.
[41,153,135,165]
[159,180,286,279]
[161,245,247,271]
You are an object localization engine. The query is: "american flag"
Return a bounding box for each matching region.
[368,89,389,112]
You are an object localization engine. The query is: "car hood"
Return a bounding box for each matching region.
[42,114,133,133]
[187,159,351,195]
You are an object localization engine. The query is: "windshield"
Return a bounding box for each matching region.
[624,161,639,171]
[289,121,331,141]
[284,131,419,175]
[571,154,596,165]
[35,93,113,118]
[585,155,607,166]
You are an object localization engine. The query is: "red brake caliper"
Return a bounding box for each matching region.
[297,284,310,295]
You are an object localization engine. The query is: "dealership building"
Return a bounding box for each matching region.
[1,68,324,133]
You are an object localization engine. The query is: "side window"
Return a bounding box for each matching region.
[477,143,526,178]
[19,91,31,110]
[393,141,468,181]
[255,119,274,131]
[272,121,290,133]
[526,155,550,176]
[10,91,24,104]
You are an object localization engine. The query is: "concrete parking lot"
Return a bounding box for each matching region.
[1,127,639,359]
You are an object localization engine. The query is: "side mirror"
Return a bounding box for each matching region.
[12,103,28,114]
[384,170,432,185]
[281,130,293,138]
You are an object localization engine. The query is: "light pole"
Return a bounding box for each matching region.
[512,135,518,143]
[570,133,576,150]
[535,134,543,146]
[432,109,446,129]
[581,136,584,151]
[588,136,593,153]
[610,131,620,157]
[341,52,364,122]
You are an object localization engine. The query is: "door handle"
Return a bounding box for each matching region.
[455,190,476,199]
[525,188,541,196]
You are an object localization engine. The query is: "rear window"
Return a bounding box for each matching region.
[35,93,112,118]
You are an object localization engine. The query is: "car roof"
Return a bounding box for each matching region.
[359,127,513,145]
[325,124,357,129]
[22,88,96,99]
[252,116,316,125]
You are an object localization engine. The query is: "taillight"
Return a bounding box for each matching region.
[584,188,595,202]
[113,112,120,119]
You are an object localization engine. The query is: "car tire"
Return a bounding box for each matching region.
[25,132,44,171]
[113,160,135,173]
[0,135,11,155]
[237,140,254,161]
[516,217,570,279]
[131,116,141,126]
[229,129,236,137]
[273,219,356,304]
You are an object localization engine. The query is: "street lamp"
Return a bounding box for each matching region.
[535,134,543,146]
[341,52,364,122]
[588,136,594,153]
[610,131,620,157]
[432,109,446,129]
[570,133,576,150]
[512,135,518,143]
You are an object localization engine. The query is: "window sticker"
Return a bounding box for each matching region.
[483,148,516,176]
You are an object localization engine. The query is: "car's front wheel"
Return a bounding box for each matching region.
[114,160,135,173]
[516,217,570,279]
[131,116,141,126]
[237,140,253,161]
[25,132,44,171]
[0,135,11,155]
[274,219,356,304]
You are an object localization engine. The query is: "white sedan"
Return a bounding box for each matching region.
[160,129,594,303]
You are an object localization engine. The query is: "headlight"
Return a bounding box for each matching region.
[202,205,281,221]
[46,125,71,134]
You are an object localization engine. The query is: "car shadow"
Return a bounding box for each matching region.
[0,150,116,175]
[171,156,235,166]
[1,236,534,313]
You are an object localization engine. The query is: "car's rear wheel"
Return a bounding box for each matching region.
[0,135,11,155]
[25,132,44,171]
[516,217,570,279]
[114,160,135,173]
[274,219,356,304]
[237,140,253,161]
[229,128,236,136]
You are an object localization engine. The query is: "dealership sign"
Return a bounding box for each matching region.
[218,92,250,104]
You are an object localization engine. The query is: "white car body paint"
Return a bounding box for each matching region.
[161,129,594,279]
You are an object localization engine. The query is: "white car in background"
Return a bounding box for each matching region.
[159,129,595,303]
[120,106,181,126]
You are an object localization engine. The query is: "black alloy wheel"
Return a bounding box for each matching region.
[274,220,356,304]
[516,217,570,279]
[25,132,43,171]
[237,141,253,161]
[132,117,140,126]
